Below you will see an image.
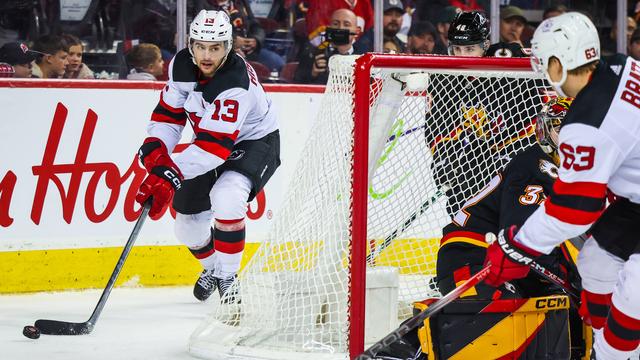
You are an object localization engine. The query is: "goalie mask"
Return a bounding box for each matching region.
[536,97,573,157]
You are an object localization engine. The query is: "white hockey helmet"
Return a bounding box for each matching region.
[189,10,233,56]
[530,12,600,96]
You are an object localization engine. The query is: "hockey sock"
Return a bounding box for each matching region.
[213,219,245,277]
[579,290,612,329]
[189,228,216,270]
[602,304,640,353]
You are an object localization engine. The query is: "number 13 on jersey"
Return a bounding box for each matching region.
[212,99,239,122]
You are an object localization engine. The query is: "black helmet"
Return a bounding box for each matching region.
[448,11,490,46]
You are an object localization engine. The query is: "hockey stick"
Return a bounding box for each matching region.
[528,259,580,304]
[33,202,151,335]
[367,188,447,263]
[355,264,491,359]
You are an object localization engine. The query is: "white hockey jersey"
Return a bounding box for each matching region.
[517,56,640,254]
[146,49,278,179]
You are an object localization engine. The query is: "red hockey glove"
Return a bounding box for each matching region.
[484,225,542,287]
[135,138,183,219]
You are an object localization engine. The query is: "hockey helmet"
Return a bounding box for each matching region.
[530,12,600,96]
[448,11,490,46]
[536,97,573,154]
[189,10,233,56]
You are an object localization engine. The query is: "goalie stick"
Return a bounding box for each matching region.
[32,202,150,336]
[356,264,492,359]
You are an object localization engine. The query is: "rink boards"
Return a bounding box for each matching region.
[0,80,440,293]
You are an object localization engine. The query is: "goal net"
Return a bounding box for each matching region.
[189,54,548,360]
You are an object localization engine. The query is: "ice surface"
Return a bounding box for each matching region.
[0,287,215,360]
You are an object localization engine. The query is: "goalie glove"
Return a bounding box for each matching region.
[135,137,183,219]
[484,225,542,287]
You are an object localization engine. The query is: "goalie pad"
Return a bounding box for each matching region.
[414,295,588,359]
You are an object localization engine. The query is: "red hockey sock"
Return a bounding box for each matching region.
[603,304,640,352]
[579,290,612,329]
[214,219,245,275]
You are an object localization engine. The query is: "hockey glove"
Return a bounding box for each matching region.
[135,138,183,219]
[484,225,542,287]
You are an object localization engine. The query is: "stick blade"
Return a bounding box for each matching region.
[34,319,93,335]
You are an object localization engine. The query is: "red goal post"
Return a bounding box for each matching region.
[350,54,538,357]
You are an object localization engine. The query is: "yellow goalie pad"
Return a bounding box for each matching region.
[415,295,591,359]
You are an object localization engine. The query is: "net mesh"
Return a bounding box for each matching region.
[189,55,548,360]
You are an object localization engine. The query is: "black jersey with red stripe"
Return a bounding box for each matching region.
[145,49,278,180]
[441,145,558,248]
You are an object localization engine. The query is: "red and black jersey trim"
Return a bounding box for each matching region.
[151,97,187,126]
[604,305,640,351]
[193,130,238,160]
[545,179,607,225]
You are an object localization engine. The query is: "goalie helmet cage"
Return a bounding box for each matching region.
[189,54,547,360]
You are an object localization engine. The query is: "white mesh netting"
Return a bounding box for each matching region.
[189,55,548,360]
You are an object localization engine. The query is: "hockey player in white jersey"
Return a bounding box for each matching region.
[483,12,640,360]
[134,10,280,303]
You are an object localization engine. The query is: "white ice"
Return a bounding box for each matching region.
[0,286,215,360]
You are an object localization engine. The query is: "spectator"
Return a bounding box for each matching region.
[433,5,460,55]
[543,4,568,20]
[383,39,401,54]
[406,21,437,55]
[61,34,94,79]
[294,8,362,84]
[629,27,640,60]
[354,0,406,53]
[304,0,373,46]
[198,0,285,71]
[31,35,69,79]
[499,6,526,47]
[603,16,637,57]
[126,43,164,80]
[0,42,37,78]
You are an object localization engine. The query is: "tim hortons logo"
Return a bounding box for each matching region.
[0,102,266,227]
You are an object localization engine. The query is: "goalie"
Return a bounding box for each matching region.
[432,97,587,359]
[378,98,589,360]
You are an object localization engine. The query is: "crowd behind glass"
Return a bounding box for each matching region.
[0,0,639,83]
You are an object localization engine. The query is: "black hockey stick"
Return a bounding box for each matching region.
[529,258,580,304]
[356,264,491,359]
[367,188,447,263]
[33,202,151,335]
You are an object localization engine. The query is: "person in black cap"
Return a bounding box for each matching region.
[406,21,437,55]
[0,42,37,78]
